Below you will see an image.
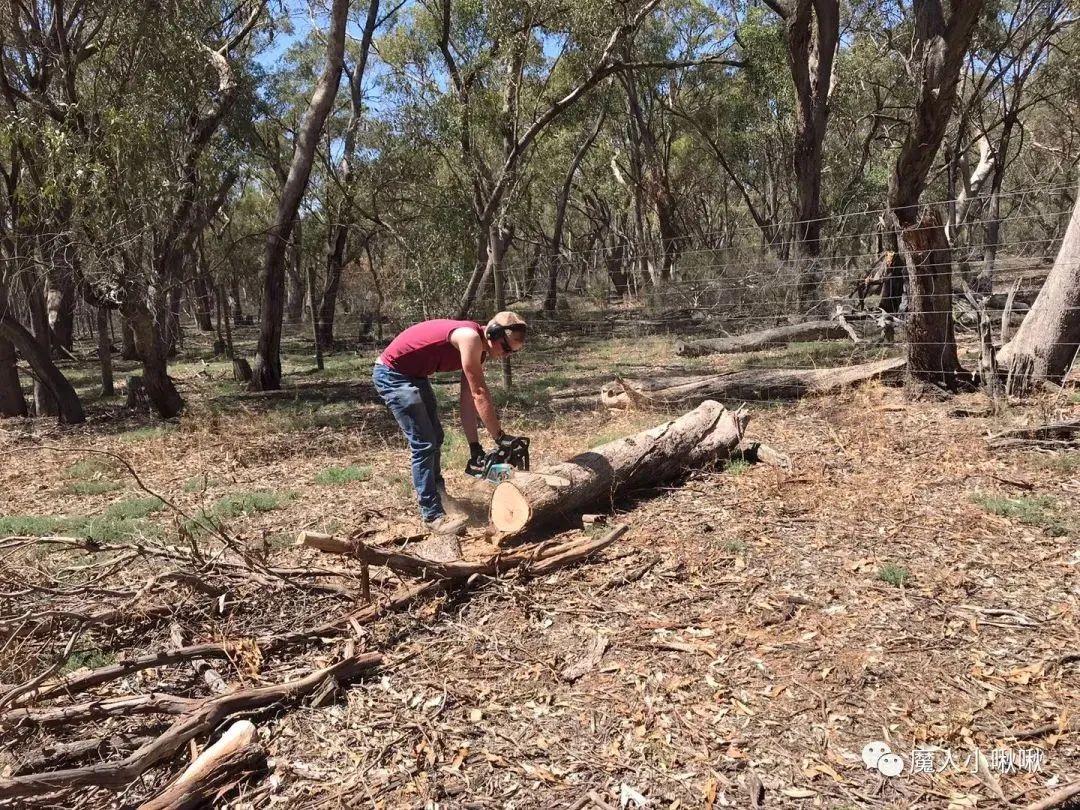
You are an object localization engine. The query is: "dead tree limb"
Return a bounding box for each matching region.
[0,654,379,800]
[170,623,227,694]
[139,720,265,810]
[8,582,431,711]
[602,357,905,409]
[300,525,629,580]
[674,320,853,357]
[490,401,747,533]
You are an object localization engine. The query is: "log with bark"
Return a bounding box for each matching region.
[489,400,748,533]
[602,357,906,409]
[0,654,379,800]
[674,320,854,357]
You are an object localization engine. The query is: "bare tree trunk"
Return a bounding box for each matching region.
[0,282,28,417]
[251,0,350,391]
[896,209,964,391]
[996,179,1080,393]
[192,276,215,332]
[285,220,306,324]
[0,333,25,416]
[166,285,182,357]
[192,242,215,332]
[26,281,58,417]
[490,401,748,533]
[320,0,380,341]
[490,223,511,389]
[887,0,984,390]
[218,285,235,359]
[122,292,183,418]
[0,311,84,423]
[121,318,139,360]
[307,262,324,371]
[45,232,78,356]
[229,280,243,322]
[96,306,114,397]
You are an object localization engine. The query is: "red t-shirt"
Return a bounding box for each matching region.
[379,319,484,378]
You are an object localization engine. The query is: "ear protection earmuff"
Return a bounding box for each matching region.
[485,322,527,342]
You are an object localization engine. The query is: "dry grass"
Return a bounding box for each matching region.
[1,324,1078,808]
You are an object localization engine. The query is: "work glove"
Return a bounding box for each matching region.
[464,442,487,477]
[495,432,523,450]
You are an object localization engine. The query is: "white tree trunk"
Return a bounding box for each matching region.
[996,181,1080,392]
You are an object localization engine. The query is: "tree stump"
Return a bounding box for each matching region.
[232,358,252,383]
[125,375,148,411]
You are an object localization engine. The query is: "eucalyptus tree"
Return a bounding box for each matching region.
[251,0,350,391]
[995,177,1080,392]
[883,0,987,392]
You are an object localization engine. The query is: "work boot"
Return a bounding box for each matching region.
[423,513,468,536]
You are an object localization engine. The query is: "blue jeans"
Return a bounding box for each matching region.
[372,363,445,521]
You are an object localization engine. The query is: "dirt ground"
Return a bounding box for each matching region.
[1,323,1078,809]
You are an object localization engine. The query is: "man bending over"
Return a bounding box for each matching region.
[372,311,528,534]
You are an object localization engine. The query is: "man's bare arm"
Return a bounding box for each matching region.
[451,328,502,440]
[459,372,480,444]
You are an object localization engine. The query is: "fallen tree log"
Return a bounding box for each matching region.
[489,401,748,533]
[300,524,629,581]
[139,720,264,810]
[0,654,379,800]
[602,357,906,409]
[674,320,852,357]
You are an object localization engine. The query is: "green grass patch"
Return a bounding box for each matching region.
[0,513,159,542]
[970,493,1067,535]
[65,459,114,479]
[878,563,910,588]
[314,465,372,485]
[209,491,295,519]
[183,490,296,537]
[725,459,752,476]
[61,649,115,674]
[183,474,217,493]
[263,532,296,551]
[64,480,123,496]
[271,402,355,431]
[104,497,165,520]
[118,425,176,443]
[724,539,747,553]
[388,473,414,500]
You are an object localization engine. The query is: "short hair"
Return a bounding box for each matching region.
[492,311,526,328]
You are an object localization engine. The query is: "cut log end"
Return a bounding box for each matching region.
[490,483,532,533]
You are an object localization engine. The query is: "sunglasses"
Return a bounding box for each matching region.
[499,335,519,354]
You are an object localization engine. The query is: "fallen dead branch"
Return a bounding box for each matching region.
[1023,780,1080,810]
[300,524,630,581]
[139,720,265,810]
[6,581,433,711]
[674,320,853,357]
[988,420,1080,449]
[602,357,905,409]
[0,654,380,800]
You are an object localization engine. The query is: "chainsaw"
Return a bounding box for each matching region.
[466,436,530,484]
